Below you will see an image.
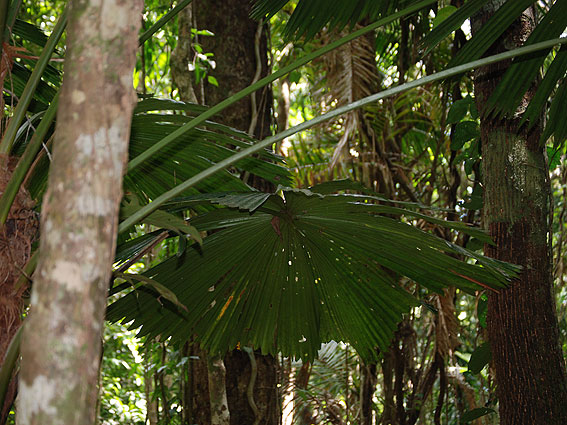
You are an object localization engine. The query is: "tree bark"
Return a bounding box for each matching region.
[208,354,230,425]
[473,4,567,424]
[360,362,376,425]
[16,1,142,424]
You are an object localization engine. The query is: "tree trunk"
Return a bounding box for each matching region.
[294,361,313,425]
[16,1,142,424]
[360,362,377,425]
[0,155,37,424]
[171,1,279,424]
[208,355,230,425]
[473,4,567,424]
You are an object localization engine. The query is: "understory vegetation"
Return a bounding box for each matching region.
[1,1,566,424]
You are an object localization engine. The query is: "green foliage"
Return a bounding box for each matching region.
[6,1,567,423]
[253,0,436,40]
[461,407,496,424]
[100,323,147,425]
[468,342,491,374]
[109,186,517,361]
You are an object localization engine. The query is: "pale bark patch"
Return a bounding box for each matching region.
[75,129,108,159]
[74,190,114,215]
[50,261,83,292]
[71,90,86,104]
[507,140,528,192]
[18,376,57,425]
[101,0,131,39]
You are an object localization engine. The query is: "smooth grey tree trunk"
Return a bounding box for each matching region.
[16,1,142,424]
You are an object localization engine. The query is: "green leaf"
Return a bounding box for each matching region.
[109,190,517,361]
[462,184,483,210]
[192,29,214,37]
[477,293,487,329]
[487,0,567,118]
[432,6,457,28]
[468,342,491,374]
[119,38,567,234]
[420,0,489,56]
[451,121,479,150]
[127,0,438,174]
[521,46,567,130]
[547,146,562,170]
[114,273,188,313]
[252,0,422,41]
[449,0,536,68]
[542,78,567,147]
[461,407,495,423]
[138,0,193,46]
[0,6,67,154]
[0,327,22,411]
[447,97,471,124]
[207,75,219,86]
[121,196,202,245]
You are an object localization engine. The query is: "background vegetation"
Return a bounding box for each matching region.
[1,0,566,424]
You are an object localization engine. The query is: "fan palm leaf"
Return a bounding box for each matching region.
[108,186,518,361]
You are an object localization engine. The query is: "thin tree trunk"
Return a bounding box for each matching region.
[208,354,230,425]
[472,4,567,424]
[16,1,142,424]
[360,361,377,425]
[144,347,158,425]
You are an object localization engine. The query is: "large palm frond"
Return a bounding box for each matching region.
[108,184,518,361]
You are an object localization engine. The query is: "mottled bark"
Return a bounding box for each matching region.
[472,4,567,424]
[171,5,198,104]
[16,1,142,424]
[208,355,230,425]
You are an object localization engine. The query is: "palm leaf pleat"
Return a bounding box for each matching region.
[251,0,422,40]
[108,187,517,361]
[124,98,291,202]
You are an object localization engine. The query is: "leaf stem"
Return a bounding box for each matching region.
[0,93,59,225]
[0,6,66,154]
[138,0,194,47]
[126,0,437,172]
[118,37,567,234]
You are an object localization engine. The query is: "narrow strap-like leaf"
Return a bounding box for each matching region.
[0,92,59,225]
[448,0,535,68]
[520,46,567,130]
[420,0,490,56]
[138,0,193,46]
[0,6,66,154]
[486,0,567,118]
[118,37,567,234]
[127,0,437,173]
